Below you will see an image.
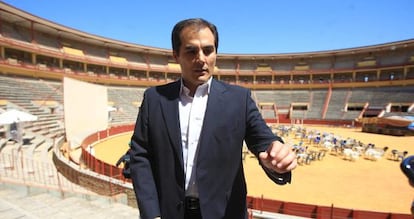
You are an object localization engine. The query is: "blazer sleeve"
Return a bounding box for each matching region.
[243,89,292,185]
[130,88,161,219]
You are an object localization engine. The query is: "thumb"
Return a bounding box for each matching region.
[259,151,274,169]
[259,151,269,161]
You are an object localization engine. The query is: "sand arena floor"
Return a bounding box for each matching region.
[92,125,414,215]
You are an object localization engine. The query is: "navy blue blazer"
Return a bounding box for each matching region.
[130,79,291,219]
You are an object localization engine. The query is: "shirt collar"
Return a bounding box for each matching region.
[180,77,212,97]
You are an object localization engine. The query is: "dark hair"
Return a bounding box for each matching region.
[171,18,219,54]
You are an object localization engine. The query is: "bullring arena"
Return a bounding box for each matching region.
[0,2,414,219]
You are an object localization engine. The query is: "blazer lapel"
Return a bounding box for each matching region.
[198,79,226,152]
[158,81,184,167]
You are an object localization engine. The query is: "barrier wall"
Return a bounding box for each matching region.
[80,124,134,183]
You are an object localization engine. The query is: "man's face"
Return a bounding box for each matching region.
[173,26,216,92]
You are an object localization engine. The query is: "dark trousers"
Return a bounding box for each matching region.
[184,197,202,219]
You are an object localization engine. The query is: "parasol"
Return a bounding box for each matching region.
[0,109,38,125]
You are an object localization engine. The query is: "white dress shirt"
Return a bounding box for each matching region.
[179,78,211,197]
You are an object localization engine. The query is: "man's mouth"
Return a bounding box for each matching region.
[194,68,208,74]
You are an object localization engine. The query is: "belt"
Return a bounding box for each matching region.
[185,197,200,210]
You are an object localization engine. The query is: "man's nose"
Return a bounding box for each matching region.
[196,51,207,63]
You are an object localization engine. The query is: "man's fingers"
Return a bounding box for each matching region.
[267,141,282,157]
[259,151,266,158]
[286,158,298,171]
[259,141,297,173]
[259,151,269,161]
[259,151,274,169]
[276,152,297,169]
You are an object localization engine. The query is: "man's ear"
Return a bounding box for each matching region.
[173,51,179,61]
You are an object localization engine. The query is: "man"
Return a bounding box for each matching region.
[130,18,297,219]
[116,147,131,179]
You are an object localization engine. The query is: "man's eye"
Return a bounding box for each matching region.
[203,48,214,56]
[186,49,197,55]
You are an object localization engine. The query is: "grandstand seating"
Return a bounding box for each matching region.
[107,86,144,124]
[253,86,414,121]
[255,90,310,107]
[2,21,31,43]
[261,108,277,119]
[324,88,367,120]
[305,89,327,119]
[0,75,64,163]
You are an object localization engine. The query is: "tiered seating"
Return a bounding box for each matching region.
[347,86,414,118]
[377,86,414,103]
[348,87,395,107]
[34,31,61,50]
[255,90,310,106]
[0,75,63,102]
[107,86,145,125]
[325,88,349,120]
[0,75,64,160]
[1,21,31,43]
[255,90,279,103]
[290,110,308,119]
[261,109,277,119]
[82,43,107,59]
[343,110,362,120]
[306,89,327,119]
[119,51,146,64]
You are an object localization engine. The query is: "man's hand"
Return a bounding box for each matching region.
[258,141,297,174]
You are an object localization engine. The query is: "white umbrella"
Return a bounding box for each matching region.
[0,109,38,125]
[107,106,117,112]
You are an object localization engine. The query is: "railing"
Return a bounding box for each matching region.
[0,136,95,195]
[247,195,412,219]
[2,55,414,89]
[80,125,134,183]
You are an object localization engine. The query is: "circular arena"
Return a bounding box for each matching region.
[0,2,413,218]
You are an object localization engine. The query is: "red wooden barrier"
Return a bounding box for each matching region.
[283,202,318,218]
[317,205,354,219]
[246,196,255,209]
[257,197,284,213]
[353,210,390,219]
[390,213,413,219]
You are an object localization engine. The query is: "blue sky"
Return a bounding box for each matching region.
[3,0,414,54]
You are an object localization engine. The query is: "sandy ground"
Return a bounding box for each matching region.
[93,125,414,214]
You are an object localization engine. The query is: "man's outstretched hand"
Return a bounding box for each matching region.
[259,141,297,174]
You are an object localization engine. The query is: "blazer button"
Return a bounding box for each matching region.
[176,201,184,209]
